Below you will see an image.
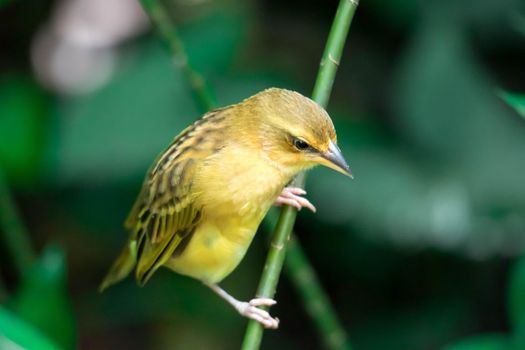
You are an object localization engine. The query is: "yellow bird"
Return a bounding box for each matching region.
[100,88,352,328]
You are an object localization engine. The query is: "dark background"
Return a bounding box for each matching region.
[1,0,525,349]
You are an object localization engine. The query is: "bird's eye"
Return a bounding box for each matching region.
[293,138,310,151]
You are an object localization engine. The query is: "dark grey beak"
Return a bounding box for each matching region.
[321,141,353,178]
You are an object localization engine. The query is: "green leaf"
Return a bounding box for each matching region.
[442,334,510,350]
[508,254,525,349]
[0,75,49,184]
[498,90,525,119]
[9,245,76,350]
[0,307,61,350]
[365,0,525,254]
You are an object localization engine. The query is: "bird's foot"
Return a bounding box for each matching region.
[205,283,279,329]
[274,187,316,212]
[234,297,279,329]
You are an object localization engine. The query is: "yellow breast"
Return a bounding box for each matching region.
[165,215,258,283]
[165,145,288,283]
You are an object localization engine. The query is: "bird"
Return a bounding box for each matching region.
[99,88,352,329]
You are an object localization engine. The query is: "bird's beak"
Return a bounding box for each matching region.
[318,141,353,178]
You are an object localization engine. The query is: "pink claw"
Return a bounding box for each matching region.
[274,187,316,213]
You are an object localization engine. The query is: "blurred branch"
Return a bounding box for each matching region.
[139,0,216,112]
[261,211,351,350]
[242,0,358,349]
[285,235,351,350]
[0,170,35,279]
[138,0,355,349]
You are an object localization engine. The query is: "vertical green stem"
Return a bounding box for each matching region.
[312,0,359,105]
[242,0,358,349]
[0,170,35,279]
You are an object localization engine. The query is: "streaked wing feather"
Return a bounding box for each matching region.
[132,157,200,285]
[125,108,228,285]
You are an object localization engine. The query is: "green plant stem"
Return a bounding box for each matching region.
[0,171,35,279]
[311,0,359,106]
[139,0,216,113]
[242,0,358,349]
[138,1,357,349]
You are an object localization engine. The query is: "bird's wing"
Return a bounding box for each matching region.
[99,108,228,290]
[129,155,202,285]
[131,109,229,284]
[99,147,202,291]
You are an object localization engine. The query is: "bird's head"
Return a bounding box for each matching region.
[239,88,352,178]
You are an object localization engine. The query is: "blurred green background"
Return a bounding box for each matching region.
[1,0,525,349]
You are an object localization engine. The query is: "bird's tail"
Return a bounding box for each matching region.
[99,240,138,292]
